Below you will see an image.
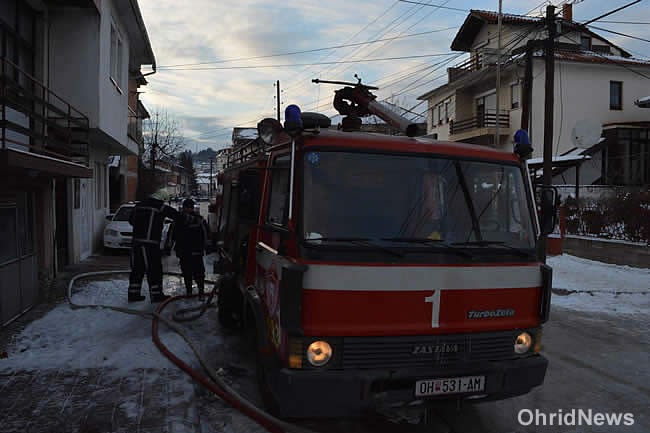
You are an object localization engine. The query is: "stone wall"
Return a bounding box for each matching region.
[563,235,650,269]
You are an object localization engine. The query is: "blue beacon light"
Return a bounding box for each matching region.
[284,104,303,136]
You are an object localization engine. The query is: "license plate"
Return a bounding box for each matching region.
[415,376,485,396]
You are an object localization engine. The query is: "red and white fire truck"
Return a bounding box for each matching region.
[215,78,556,418]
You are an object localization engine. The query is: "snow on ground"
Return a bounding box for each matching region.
[548,254,650,316]
[0,276,217,374]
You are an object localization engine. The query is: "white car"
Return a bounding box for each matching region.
[104,203,171,251]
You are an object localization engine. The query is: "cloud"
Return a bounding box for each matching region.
[137,0,650,151]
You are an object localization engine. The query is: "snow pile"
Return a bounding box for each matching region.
[549,254,650,316]
[0,278,220,373]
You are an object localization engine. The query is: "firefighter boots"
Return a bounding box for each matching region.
[128,293,146,302]
[151,293,171,303]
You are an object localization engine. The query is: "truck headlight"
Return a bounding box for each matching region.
[306,341,332,367]
[514,332,533,354]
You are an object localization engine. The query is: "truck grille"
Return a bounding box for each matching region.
[342,332,515,370]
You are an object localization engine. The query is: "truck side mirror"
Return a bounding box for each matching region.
[539,186,558,236]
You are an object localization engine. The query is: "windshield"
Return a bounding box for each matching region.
[303,151,535,249]
[113,206,133,222]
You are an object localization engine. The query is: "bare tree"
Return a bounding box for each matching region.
[137,108,186,199]
[141,108,185,170]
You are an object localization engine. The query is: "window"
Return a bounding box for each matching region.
[109,22,123,91]
[444,101,449,123]
[302,152,535,248]
[511,83,520,109]
[438,104,443,125]
[267,155,291,226]
[113,206,133,221]
[610,81,622,110]
[581,36,592,50]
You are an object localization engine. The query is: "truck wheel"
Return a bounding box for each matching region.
[217,275,242,329]
[256,346,282,416]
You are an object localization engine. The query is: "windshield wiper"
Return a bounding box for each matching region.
[303,237,404,258]
[450,241,536,258]
[381,237,473,258]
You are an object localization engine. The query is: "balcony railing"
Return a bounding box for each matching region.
[0,56,89,162]
[450,110,510,136]
[447,49,505,82]
[128,106,143,144]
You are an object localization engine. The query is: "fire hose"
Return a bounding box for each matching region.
[66,270,318,433]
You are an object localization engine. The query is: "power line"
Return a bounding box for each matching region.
[392,24,542,99]
[562,33,650,79]
[396,0,470,12]
[596,20,650,24]
[159,53,457,71]
[279,1,403,93]
[156,27,458,69]
[327,0,458,83]
[586,24,650,44]
[282,0,426,95]
[285,0,464,100]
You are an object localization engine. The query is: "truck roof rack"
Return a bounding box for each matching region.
[225,138,267,169]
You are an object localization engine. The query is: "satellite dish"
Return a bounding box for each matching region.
[571,119,602,149]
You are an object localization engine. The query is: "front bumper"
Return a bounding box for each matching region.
[268,355,548,418]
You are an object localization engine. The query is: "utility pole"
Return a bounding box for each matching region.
[495,0,503,149]
[520,40,534,132]
[276,80,281,122]
[210,158,213,198]
[151,113,158,173]
[540,4,556,263]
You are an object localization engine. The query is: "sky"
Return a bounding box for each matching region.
[137,0,650,152]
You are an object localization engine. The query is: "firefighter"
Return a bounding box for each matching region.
[128,188,180,303]
[169,198,209,296]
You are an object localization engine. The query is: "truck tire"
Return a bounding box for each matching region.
[217,274,242,329]
[256,342,282,416]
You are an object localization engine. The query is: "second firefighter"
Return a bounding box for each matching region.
[168,199,209,295]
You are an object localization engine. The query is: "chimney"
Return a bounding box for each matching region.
[562,3,573,21]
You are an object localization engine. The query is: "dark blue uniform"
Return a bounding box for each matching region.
[169,211,209,295]
[128,197,180,302]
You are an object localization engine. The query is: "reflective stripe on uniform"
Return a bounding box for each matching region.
[142,246,148,270]
[133,239,159,245]
[146,208,155,240]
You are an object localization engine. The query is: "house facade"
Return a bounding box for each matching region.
[418,5,650,187]
[0,0,154,325]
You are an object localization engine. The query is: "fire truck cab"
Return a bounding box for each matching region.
[215,105,555,418]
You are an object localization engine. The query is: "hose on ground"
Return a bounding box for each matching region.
[66,270,319,433]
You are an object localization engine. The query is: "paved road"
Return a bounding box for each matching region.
[1,268,647,432]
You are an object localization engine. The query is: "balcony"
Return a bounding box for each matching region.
[447,49,505,82]
[1,56,91,177]
[449,110,511,143]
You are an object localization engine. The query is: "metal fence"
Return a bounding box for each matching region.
[557,185,650,244]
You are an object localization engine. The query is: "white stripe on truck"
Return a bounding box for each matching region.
[302,264,541,291]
